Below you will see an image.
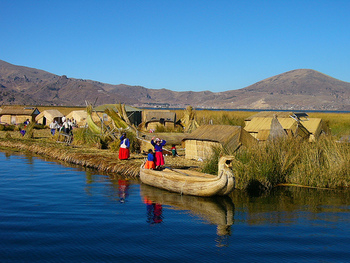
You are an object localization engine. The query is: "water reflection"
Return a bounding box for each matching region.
[140,184,235,246]
[143,197,163,224]
[118,179,129,203]
[230,187,350,225]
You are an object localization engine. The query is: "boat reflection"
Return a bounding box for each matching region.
[140,184,235,246]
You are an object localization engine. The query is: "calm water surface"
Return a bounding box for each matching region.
[1,151,350,262]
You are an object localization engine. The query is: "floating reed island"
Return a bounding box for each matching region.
[0,137,142,177]
[0,129,200,178]
[1,106,350,191]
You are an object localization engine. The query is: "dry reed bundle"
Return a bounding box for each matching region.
[104,107,129,131]
[86,105,104,135]
[115,103,132,126]
[181,106,199,133]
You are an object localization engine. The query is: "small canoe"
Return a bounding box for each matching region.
[140,156,235,197]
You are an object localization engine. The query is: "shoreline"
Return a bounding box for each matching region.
[0,134,201,177]
[0,138,142,177]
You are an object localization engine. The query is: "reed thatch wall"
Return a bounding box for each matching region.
[35,110,64,125]
[0,106,40,124]
[183,125,257,160]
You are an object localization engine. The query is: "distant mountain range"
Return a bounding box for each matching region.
[1,59,349,110]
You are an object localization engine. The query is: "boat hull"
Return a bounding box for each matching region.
[140,166,234,197]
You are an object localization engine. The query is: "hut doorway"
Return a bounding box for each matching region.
[42,117,47,125]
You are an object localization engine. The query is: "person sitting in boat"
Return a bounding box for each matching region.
[119,132,130,160]
[144,149,156,169]
[151,137,166,170]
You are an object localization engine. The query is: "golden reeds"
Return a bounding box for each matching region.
[227,137,350,190]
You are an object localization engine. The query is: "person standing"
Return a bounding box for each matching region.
[151,137,166,170]
[171,144,178,157]
[49,120,58,135]
[119,132,130,160]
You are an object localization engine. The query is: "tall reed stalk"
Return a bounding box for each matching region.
[203,137,350,190]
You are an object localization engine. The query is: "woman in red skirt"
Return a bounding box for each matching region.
[119,133,130,160]
[151,137,166,170]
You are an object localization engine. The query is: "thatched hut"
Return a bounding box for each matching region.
[35,109,64,125]
[243,112,323,142]
[0,106,40,124]
[143,110,176,131]
[182,125,257,160]
[301,117,330,142]
[66,110,88,127]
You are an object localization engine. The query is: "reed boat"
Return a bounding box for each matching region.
[139,156,235,197]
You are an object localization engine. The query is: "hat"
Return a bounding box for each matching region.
[156,138,160,141]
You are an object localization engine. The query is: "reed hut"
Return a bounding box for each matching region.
[0,106,40,124]
[300,117,330,142]
[66,110,88,127]
[143,110,176,131]
[244,112,315,142]
[182,125,257,160]
[35,109,64,125]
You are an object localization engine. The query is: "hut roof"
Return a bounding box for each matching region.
[244,117,296,132]
[245,111,310,121]
[245,111,293,121]
[300,118,324,134]
[66,110,87,121]
[0,106,39,116]
[183,125,241,143]
[245,115,312,141]
[144,111,176,123]
[183,124,257,151]
[35,109,64,121]
[94,104,141,112]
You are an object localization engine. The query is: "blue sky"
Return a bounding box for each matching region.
[1,0,350,92]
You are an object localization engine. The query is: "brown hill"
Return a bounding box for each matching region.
[0,60,349,110]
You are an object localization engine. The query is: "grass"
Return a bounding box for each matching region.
[307,112,350,138]
[203,137,350,190]
[173,109,255,127]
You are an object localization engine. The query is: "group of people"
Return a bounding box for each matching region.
[49,117,77,136]
[118,133,177,171]
[144,137,167,170]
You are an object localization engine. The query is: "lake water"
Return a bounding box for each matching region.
[1,151,350,262]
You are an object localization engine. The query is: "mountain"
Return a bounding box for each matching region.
[0,59,349,110]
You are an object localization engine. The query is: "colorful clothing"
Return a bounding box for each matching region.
[171,146,177,157]
[145,152,155,169]
[151,139,166,166]
[119,136,130,160]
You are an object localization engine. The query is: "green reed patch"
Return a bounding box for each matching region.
[203,137,350,190]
